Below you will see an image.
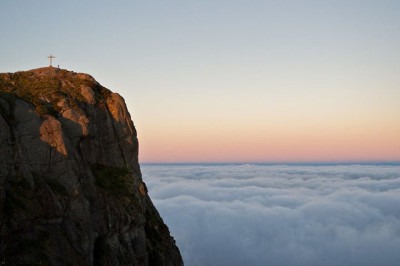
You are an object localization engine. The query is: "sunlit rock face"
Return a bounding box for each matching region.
[0,67,183,265]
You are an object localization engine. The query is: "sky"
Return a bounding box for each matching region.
[1,0,399,163]
[142,163,400,266]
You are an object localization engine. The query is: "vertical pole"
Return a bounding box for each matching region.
[48,54,55,67]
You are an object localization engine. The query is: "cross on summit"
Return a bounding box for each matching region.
[48,54,55,67]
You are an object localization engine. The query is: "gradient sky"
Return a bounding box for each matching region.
[1,0,399,163]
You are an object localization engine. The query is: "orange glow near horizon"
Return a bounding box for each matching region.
[137,112,400,163]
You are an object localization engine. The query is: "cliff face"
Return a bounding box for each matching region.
[0,67,183,265]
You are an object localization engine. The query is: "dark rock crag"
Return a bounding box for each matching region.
[0,67,183,265]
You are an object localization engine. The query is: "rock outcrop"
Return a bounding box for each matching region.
[0,67,183,265]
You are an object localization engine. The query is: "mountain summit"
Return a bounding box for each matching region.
[0,67,183,265]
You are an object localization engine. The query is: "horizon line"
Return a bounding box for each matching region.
[140,160,400,166]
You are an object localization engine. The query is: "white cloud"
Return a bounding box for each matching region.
[142,164,400,266]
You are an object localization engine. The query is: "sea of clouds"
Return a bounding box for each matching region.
[141,164,400,266]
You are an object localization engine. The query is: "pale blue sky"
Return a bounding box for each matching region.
[1,0,399,162]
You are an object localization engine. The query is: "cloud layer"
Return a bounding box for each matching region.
[142,164,400,266]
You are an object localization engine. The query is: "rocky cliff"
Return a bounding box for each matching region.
[0,67,183,265]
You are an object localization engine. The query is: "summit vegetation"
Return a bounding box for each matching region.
[0,67,111,117]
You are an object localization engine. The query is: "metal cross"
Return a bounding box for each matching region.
[48,54,55,67]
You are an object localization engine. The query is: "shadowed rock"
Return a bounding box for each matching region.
[0,67,183,265]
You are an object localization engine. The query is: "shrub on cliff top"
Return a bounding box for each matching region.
[0,69,105,118]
